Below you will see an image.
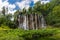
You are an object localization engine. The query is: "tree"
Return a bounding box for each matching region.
[2,7,5,16]
[46,5,60,27]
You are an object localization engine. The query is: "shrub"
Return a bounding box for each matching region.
[0,28,59,40]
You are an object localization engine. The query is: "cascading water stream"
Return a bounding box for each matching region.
[23,16,27,30]
[18,14,46,30]
[41,15,46,28]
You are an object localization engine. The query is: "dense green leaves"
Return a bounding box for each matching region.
[46,5,60,26]
[0,28,59,40]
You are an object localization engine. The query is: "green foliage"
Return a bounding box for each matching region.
[46,5,60,27]
[0,14,17,29]
[0,28,60,40]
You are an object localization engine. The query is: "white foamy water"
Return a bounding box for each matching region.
[41,15,45,28]
[23,16,27,30]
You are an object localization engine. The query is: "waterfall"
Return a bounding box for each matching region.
[26,15,29,30]
[23,15,27,30]
[31,14,34,30]
[37,15,41,29]
[32,15,34,30]
[41,15,45,28]
[18,14,46,30]
[18,15,20,28]
[18,19,21,28]
[35,14,38,30]
[18,15,23,29]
